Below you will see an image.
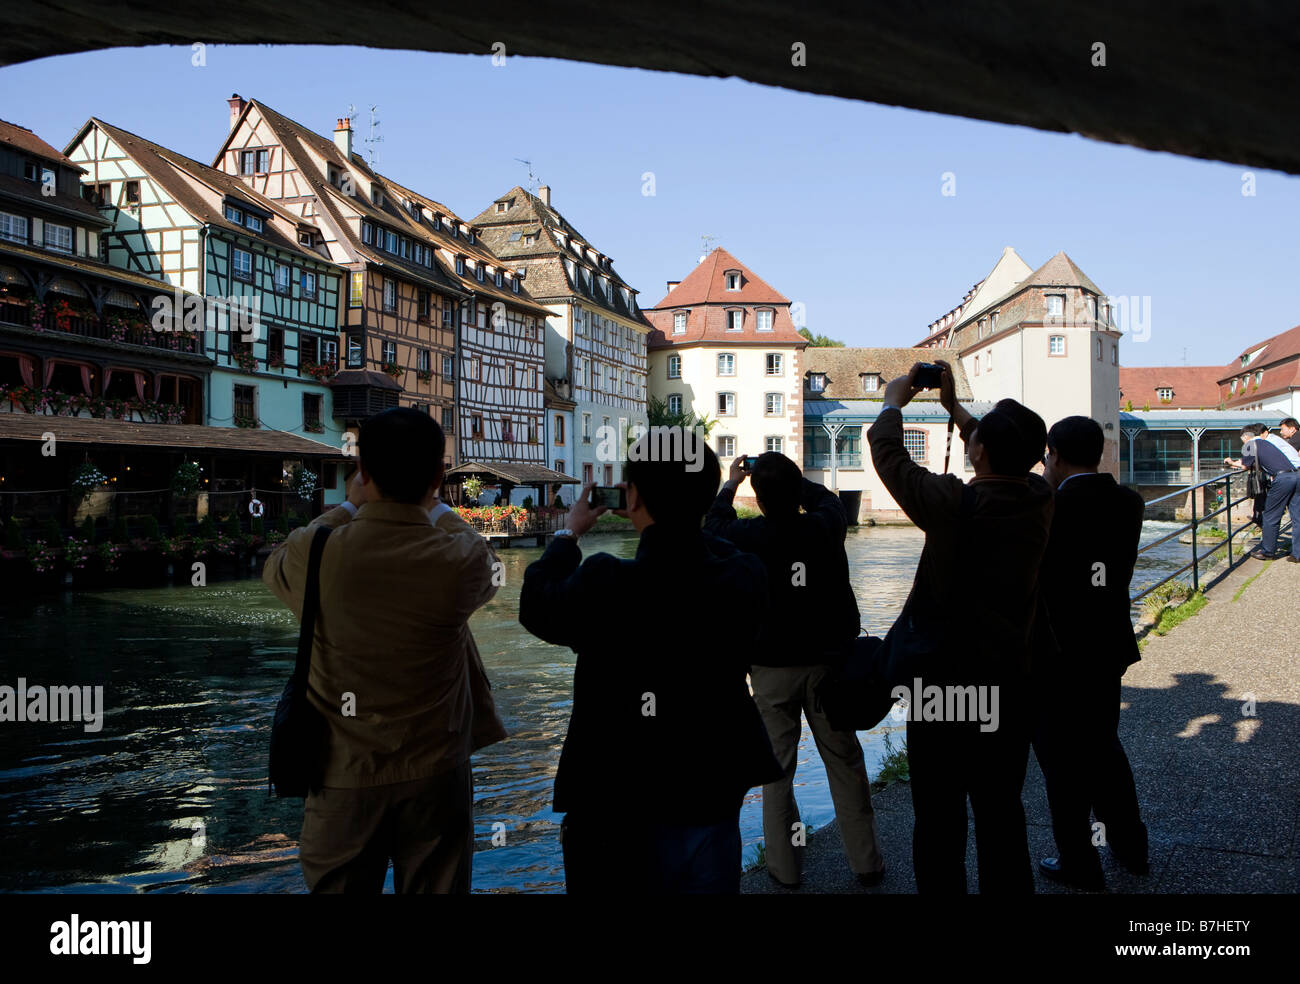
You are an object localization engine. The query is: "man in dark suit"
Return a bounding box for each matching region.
[704,453,884,889]
[1034,415,1149,890]
[519,429,782,893]
[868,362,1053,894]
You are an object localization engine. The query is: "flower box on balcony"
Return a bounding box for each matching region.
[234,351,258,374]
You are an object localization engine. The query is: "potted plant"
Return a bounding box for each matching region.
[382,360,403,379]
[71,461,109,501]
[234,350,258,374]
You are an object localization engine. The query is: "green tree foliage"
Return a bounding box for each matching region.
[646,395,718,437]
[798,327,845,347]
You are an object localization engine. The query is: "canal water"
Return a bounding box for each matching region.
[0,521,1200,893]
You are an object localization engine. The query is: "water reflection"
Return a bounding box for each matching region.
[0,520,1194,893]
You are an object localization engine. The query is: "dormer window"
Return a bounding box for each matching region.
[224,204,244,224]
[756,309,774,332]
[475,263,485,283]
[725,270,742,291]
[371,184,383,205]
[809,373,827,393]
[124,181,140,205]
[456,256,466,276]
[1157,387,1173,402]
[523,232,538,245]
[990,310,999,330]
[496,199,513,213]
[432,213,442,230]
[511,276,520,294]
[1046,294,1064,317]
[726,309,743,332]
[246,214,263,233]
[495,270,503,287]
[298,231,312,246]
[672,311,687,334]
[863,373,881,393]
[450,223,458,239]
[468,229,477,245]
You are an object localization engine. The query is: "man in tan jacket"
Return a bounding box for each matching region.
[264,407,506,894]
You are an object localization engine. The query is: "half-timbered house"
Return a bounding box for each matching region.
[65,117,350,502]
[212,97,466,462]
[474,185,649,490]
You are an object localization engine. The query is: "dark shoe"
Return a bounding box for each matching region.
[1111,851,1150,876]
[856,865,886,887]
[1250,548,1281,559]
[1039,857,1105,891]
[1286,555,1300,564]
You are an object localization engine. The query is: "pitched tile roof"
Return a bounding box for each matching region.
[647,247,789,308]
[0,238,204,296]
[1119,366,1223,409]
[0,413,340,456]
[472,185,648,325]
[1216,324,1300,406]
[76,118,333,266]
[0,119,82,170]
[230,100,550,315]
[644,247,805,348]
[803,347,974,401]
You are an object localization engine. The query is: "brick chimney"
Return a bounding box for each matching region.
[334,117,352,160]
[666,280,680,293]
[227,93,247,131]
[538,185,551,206]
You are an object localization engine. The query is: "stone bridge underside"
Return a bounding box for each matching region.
[4,2,1298,175]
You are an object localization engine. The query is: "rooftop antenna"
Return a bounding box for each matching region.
[515,158,540,199]
[363,105,383,167]
[699,234,717,264]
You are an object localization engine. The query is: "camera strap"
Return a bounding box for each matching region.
[943,414,955,474]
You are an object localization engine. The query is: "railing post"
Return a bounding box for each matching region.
[1190,484,1199,593]
[1224,473,1233,573]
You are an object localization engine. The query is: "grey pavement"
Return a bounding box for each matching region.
[741,552,1300,894]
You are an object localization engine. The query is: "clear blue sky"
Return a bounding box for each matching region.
[3,44,1297,368]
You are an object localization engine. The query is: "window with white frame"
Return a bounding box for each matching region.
[224,203,243,224]
[717,392,736,415]
[233,248,253,281]
[382,340,397,365]
[1156,387,1173,401]
[717,435,736,458]
[717,353,736,376]
[582,413,592,443]
[301,271,316,298]
[1096,338,1104,360]
[1111,343,1118,366]
[442,355,454,380]
[1049,335,1066,356]
[667,354,681,379]
[809,373,826,393]
[0,211,28,243]
[668,394,683,415]
[673,311,687,334]
[44,223,72,253]
[725,270,741,290]
[766,353,783,376]
[275,264,290,294]
[765,393,784,416]
[383,278,396,312]
[766,436,784,453]
[726,310,743,331]
[756,309,773,332]
[455,256,465,276]
[346,335,363,367]
[1046,294,1064,317]
[903,428,928,463]
[322,339,337,365]
[417,349,431,373]
[863,373,880,393]
[246,214,263,233]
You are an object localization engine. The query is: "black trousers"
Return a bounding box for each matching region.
[561,807,743,895]
[907,687,1033,894]
[1032,670,1147,885]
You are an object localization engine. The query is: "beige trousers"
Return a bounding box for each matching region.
[298,761,474,894]
[751,664,884,884]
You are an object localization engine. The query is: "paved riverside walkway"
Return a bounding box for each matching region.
[741,553,1300,894]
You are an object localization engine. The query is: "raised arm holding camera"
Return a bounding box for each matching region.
[519,433,781,894]
[867,361,1053,894]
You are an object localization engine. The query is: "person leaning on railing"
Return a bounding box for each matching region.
[1225,423,1300,562]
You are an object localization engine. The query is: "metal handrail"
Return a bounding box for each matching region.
[1130,467,1292,605]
